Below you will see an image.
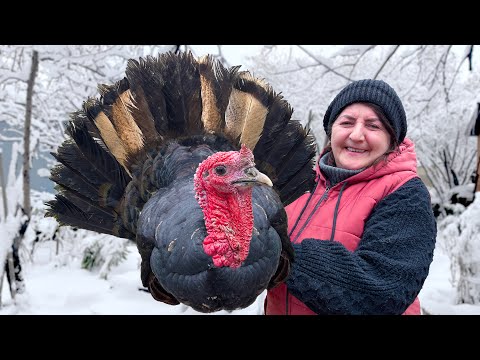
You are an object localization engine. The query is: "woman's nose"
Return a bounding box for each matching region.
[349,123,365,141]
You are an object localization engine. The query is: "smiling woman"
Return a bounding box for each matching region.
[330,103,392,170]
[265,79,437,315]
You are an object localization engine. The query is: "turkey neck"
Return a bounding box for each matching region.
[199,187,254,268]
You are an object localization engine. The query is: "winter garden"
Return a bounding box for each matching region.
[1,45,480,315]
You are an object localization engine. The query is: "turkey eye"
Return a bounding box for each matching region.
[214,165,227,176]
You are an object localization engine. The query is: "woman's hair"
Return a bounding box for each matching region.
[325,102,400,165]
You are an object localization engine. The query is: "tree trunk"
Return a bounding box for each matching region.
[476,135,480,193]
[0,151,8,308]
[5,49,39,299]
[0,152,7,219]
[21,50,38,223]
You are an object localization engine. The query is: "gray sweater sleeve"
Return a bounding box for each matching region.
[286,177,437,315]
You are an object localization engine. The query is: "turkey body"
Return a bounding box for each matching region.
[136,144,286,312]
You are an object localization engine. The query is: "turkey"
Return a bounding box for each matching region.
[46,51,317,313]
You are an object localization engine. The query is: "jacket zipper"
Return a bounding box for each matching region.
[291,184,331,244]
[329,181,348,241]
[286,183,331,314]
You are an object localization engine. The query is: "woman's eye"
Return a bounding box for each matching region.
[214,165,227,176]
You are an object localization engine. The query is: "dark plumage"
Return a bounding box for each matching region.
[46,51,317,313]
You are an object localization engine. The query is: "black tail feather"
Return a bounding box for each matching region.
[279,156,318,205]
[253,119,316,205]
[159,51,204,137]
[125,56,170,136]
[253,93,293,157]
[67,113,131,189]
[274,132,316,200]
[52,141,110,188]
[46,193,116,236]
[50,163,102,204]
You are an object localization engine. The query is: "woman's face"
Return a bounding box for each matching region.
[331,103,391,170]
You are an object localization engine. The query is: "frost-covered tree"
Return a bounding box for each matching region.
[1,45,176,190]
[25,45,175,171]
[248,45,480,209]
[438,192,480,304]
[0,45,176,290]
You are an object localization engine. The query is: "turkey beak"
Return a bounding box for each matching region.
[253,169,273,187]
[234,167,273,187]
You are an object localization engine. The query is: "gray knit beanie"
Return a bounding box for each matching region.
[323,79,407,143]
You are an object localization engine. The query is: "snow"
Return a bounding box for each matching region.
[36,167,50,178]
[0,240,266,315]
[1,191,479,315]
[418,250,480,315]
[1,235,476,315]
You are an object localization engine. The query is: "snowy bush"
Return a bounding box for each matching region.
[437,192,480,304]
[80,235,130,279]
[16,191,131,279]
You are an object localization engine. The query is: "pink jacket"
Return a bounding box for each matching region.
[266,138,422,315]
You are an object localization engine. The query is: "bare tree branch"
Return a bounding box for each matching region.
[448,45,475,92]
[70,62,106,77]
[460,149,477,184]
[296,45,353,82]
[418,157,446,203]
[347,46,376,78]
[373,45,400,79]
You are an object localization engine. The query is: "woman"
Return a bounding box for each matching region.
[265,79,437,315]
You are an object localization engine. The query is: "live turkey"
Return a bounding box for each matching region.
[46,51,317,313]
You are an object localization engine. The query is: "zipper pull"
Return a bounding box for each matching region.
[325,180,331,191]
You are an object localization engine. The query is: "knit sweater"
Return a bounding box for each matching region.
[285,177,437,314]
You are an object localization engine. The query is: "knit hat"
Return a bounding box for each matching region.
[323,79,407,143]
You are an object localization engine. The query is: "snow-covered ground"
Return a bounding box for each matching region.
[0,238,478,315]
[418,249,480,315]
[0,240,265,315]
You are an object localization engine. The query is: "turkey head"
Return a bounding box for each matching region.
[193,144,273,268]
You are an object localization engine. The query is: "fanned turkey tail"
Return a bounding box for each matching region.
[46,51,317,244]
